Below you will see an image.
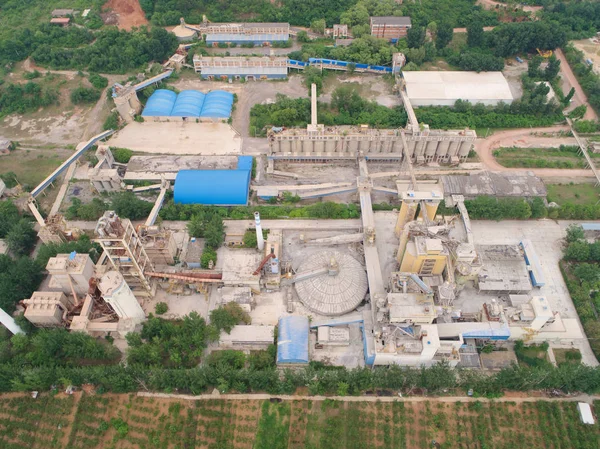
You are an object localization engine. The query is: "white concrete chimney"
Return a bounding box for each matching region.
[311,83,318,127]
[254,212,265,251]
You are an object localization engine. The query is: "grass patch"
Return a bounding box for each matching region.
[547,183,600,206]
[0,149,67,189]
[493,146,595,169]
[255,401,291,449]
[553,348,582,366]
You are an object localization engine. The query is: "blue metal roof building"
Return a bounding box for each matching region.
[200,91,234,118]
[142,89,234,119]
[141,89,177,117]
[277,316,309,364]
[237,156,254,171]
[174,169,251,205]
[171,90,205,117]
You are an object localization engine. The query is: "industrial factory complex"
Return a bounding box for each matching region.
[0,14,597,373]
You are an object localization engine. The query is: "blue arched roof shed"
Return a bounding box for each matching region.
[141,89,176,116]
[200,90,234,118]
[174,170,251,205]
[171,90,205,117]
[277,316,309,364]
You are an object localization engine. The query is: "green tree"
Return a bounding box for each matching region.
[155,302,168,315]
[6,219,36,256]
[467,21,485,48]
[209,302,251,334]
[407,26,426,49]
[111,192,153,220]
[204,215,224,249]
[565,241,591,261]
[528,56,543,78]
[304,66,323,95]
[544,55,561,81]
[70,86,100,104]
[573,263,600,284]
[530,197,548,219]
[310,19,326,35]
[0,201,20,237]
[566,224,585,243]
[436,22,453,50]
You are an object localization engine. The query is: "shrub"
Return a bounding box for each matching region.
[155,302,168,315]
[111,147,133,163]
[88,73,108,89]
[209,302,251,333]
[201,248,217,269]
[103,111,119,130]
[70,86,100,104]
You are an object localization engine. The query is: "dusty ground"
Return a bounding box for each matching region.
[107,122,242,155]
[573,38,600,76]
[502,59,527,99]
[103,0,149,30]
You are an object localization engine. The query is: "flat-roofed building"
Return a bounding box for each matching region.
[370,16,412,42]
[402,71,514,106]
[193,55,288,80]
[202,22,290,45]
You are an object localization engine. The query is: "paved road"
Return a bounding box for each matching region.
[139,391,600,404]
[555,48,598,121]
[474,125,598,177]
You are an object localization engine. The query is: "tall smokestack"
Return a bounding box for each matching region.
[254,212,265,251]
[311,83,317,127]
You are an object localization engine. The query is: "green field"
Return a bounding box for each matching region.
[493,146,598,169]
[547,183,600,205]
[1,393,599,449]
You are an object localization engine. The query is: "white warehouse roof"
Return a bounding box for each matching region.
[402,71,514,106]
[577,402,595,425]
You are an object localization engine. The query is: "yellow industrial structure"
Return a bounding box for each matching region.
[400,237,448,275]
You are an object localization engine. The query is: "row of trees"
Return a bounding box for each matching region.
[65,192,154,221]
[561,225,600,359]
[563,44,600,116]
[1,358,599,396]
[250,90,407,136]
[160,201,361,222]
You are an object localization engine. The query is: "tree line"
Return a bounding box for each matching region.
[0,25,178,74]
[0,357,599,396]
[561,225,600,359]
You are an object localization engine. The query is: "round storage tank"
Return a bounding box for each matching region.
[171,24,197,42]
[294,251,368,316]
[174,170,251,205]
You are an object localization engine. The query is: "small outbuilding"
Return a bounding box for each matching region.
[577,402,595,425]
[277,316,309,365]
[50,18,71,27]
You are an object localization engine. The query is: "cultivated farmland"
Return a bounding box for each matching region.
[0,393,598,449]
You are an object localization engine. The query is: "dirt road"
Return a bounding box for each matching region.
[140,391,600,404]
[555,48,598,121]
[475,125,598,177]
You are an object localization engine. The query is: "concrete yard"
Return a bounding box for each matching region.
[471,219,599,367]
[107,122,242,155]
